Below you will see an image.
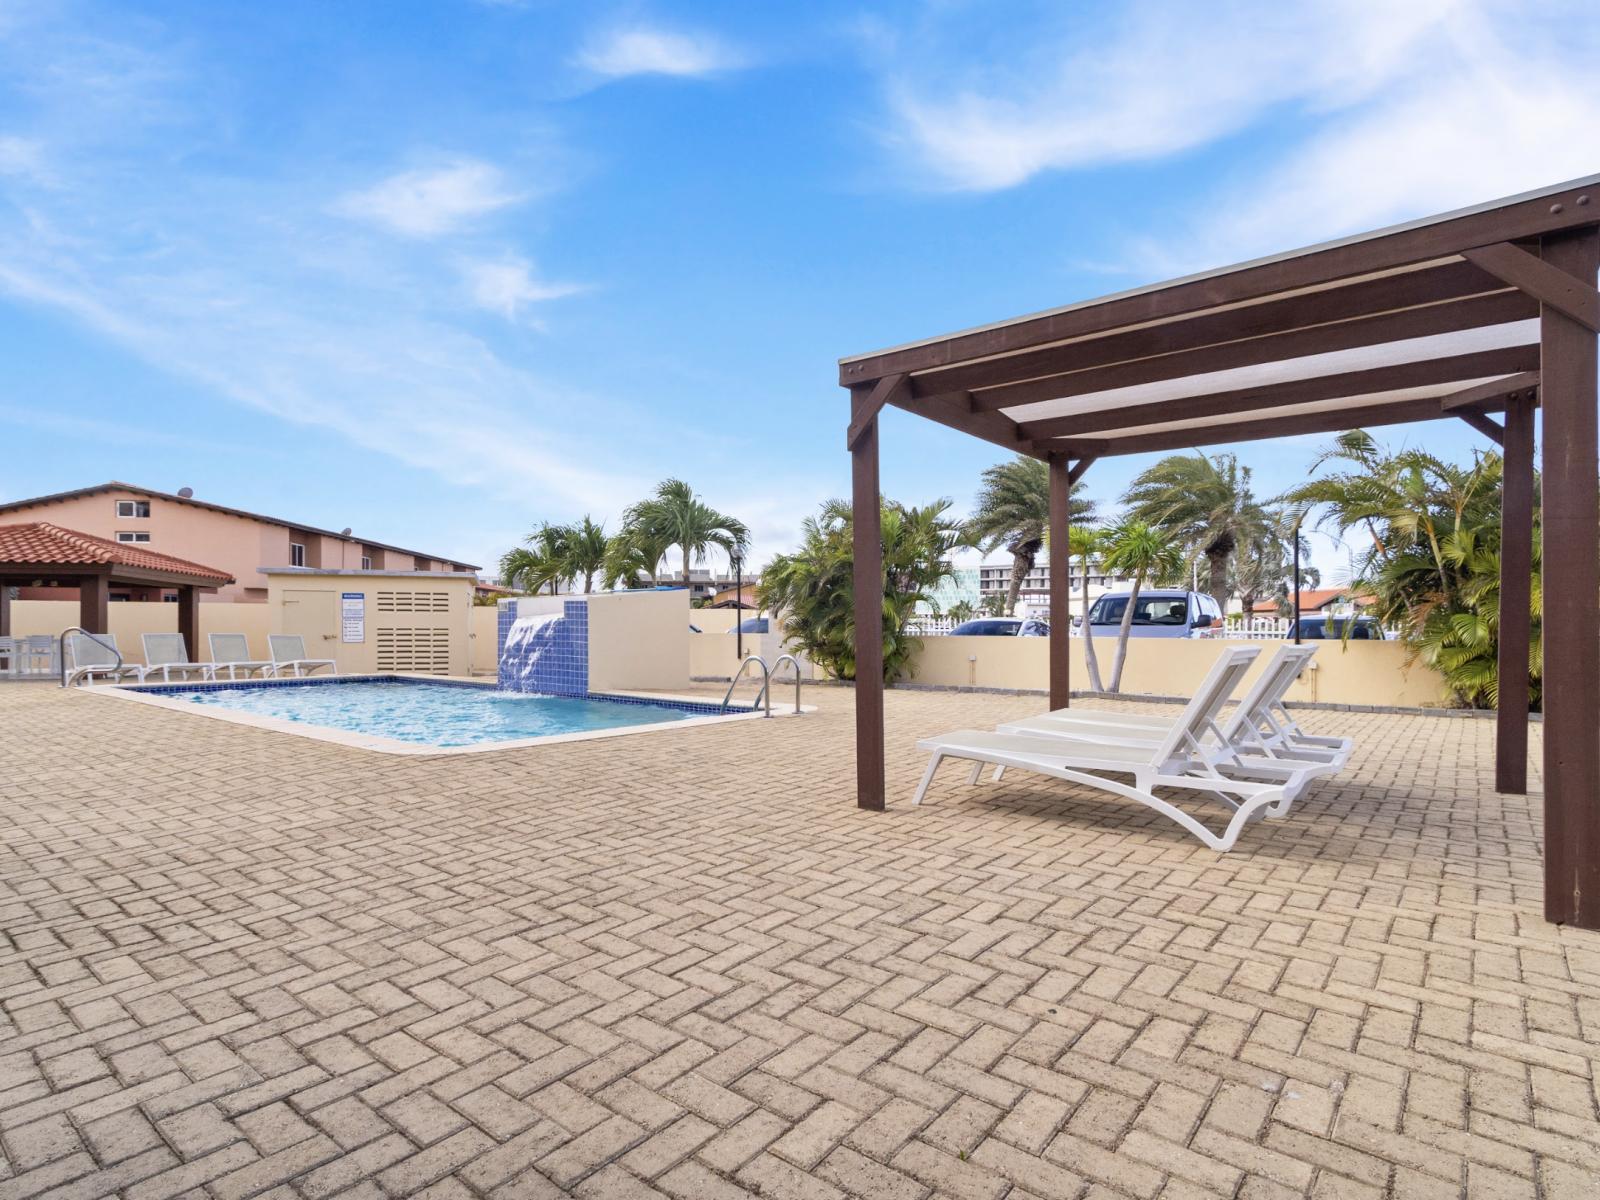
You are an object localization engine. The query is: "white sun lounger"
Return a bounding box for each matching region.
[64,633,146,686]
[140,633,214,682]
[913,646,1313,851]
[268,635,337,678]
[1001,644,1352,771]
[208,633,277,680]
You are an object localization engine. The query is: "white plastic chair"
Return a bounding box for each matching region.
[64,633,146,686]
[912,647,1320,851]
[140,633,214,682]
[267,635,337,678]
[207,633,277,680]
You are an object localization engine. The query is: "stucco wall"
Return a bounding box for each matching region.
[265,572,474,675]
[587,590,690,692]
[908,635,1450,708]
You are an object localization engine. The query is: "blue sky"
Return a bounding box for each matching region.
[2,0,1596,579]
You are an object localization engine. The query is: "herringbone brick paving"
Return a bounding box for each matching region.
[1,681,1596,1199]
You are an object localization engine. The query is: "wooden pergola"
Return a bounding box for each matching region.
[0,522,234,659]
[839,174,1599,928]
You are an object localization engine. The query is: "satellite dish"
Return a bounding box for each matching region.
[341,527,352,536]
[177,487,194,498]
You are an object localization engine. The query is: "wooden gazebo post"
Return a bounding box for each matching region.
[1494,389,1535,795]
[1047,454,1071,710]
[1539,226,1600,926]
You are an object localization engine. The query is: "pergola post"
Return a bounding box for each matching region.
[177,585,202,662]
[851,388,885,812]
[1539,226,1599,927]
[1494,393,1534,794]
[0,583,10,637]
[79,574,110,635]
[1047,455,1071,710]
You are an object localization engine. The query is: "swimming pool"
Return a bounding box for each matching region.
[113,676,763,753]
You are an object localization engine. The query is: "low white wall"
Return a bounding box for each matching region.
[908,635,1450,707]
[588,590,690,692]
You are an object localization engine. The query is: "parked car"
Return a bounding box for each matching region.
[950,617,1050,637]
[1288,615,1387,640]
[735,617,770,634]
[1083,589,1225,639]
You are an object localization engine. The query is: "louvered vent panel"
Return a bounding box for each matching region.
[375,627,452,674]
[376,591,452,613]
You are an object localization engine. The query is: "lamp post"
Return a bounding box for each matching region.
[733,554,743,660]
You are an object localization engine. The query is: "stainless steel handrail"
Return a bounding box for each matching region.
[59,627,122,688]
[721,654,772,717]
[768,654,804,714]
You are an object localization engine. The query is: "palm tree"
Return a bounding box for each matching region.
[965,457,1095,616]
[500,523,570,594]
[1100,520,1184,693]
[1066,524,1106,692]
[621,479,750,593]
[562,516,609,594]
[946,599,977,624]
[1123,452,1269,614]
[1231,513,1319,618]
[601,534,663,591]
[759,496,960,682]
[1279,430,1531,708]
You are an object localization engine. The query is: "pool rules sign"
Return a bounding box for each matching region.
[341,592,365,643]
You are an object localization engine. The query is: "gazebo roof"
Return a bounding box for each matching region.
[840,174,1599,461]
[0,522,234,586]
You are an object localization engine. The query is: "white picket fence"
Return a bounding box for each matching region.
[1221,617,1295,640]
[906,616,963,637]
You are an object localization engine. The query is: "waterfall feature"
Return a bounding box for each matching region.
[498,601,589,695]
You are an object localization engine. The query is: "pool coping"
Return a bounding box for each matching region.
[83,674,808,756]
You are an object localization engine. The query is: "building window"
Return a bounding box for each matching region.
[116,500,151,519]
[290,542,306,567]
[116,531,152,544]
[360,556,372,570]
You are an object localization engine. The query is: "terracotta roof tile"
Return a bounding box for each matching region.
[0,522,233,584]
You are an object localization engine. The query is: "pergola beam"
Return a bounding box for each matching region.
[839,176,1597,384]
[891,391,1042,460]
[847,373,908,450]
[942,290,1536,413]
[1455,411,1505,445]
[1438,371,1540,410]
[1015,346,1538,441]
[1039,393,1515,459]
[1464,241,1600,333]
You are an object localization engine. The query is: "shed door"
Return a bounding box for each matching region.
[280,589,340,651]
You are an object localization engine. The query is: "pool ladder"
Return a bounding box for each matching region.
[58,627,121,688]
[720,653,804,717]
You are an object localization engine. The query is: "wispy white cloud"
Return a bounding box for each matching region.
[575,25,743,80]
[334,159,524,237]
[460,255,584,323]
[0,135,47,180]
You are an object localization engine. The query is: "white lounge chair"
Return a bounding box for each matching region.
[913,646,1314,851]
[1000,644,1351,772]
[64,633,146,686]
[268,635,337,678]
[140,633,214,682]
[208,633,277,680]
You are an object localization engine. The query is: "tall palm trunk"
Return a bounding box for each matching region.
[1080,559,1104,692]
[1005,548,1033,616]
[682,546,692,593]
[1207,547,1229,615]
[1108,572,1144,693]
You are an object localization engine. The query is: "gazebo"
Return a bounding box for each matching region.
[839,174,1599,928]
[0,522,235,660]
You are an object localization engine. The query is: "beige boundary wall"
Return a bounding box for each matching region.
[11,600,274,665]
[908,635,1450,708]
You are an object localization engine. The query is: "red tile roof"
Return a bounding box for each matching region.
[1251,587,1374,613]
[0,522,234,584]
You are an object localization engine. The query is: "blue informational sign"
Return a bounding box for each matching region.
[341,592,365,642]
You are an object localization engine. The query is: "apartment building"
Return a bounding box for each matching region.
[0,482,479,602]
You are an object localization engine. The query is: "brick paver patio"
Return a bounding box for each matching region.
[2,681,1597,1199]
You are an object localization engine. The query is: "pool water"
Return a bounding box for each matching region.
[160,679,718,747]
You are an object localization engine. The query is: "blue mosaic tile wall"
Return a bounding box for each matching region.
[498,599,589,696]
[496,600,516,666]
